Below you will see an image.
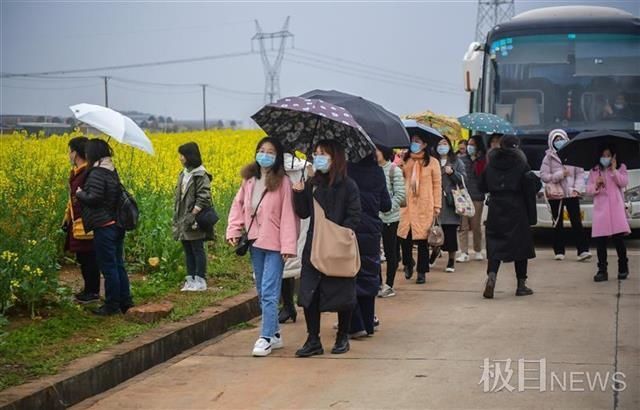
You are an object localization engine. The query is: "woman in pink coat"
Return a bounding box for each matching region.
[227,137,299,357]
[540,129,591,261]
[586,145,630,282]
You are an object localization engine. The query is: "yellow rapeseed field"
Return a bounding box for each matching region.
[0,129,264,314]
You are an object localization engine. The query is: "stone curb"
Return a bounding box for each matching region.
[0,291,259,410]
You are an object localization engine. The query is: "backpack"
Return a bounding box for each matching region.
[116,183,139,231]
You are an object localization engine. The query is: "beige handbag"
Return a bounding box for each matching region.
[310,198,361,277]
[68,194,94,241]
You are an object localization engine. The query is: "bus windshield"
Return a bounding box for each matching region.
[485,33,640,135]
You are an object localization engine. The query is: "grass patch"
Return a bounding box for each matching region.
[0,244,253,392]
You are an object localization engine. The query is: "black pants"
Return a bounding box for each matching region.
[549,197,589,255]
[487,259,528,279]
[350,295,376,335]
[281,277,295,310]
[595,234,627,267]
[381,222,399,287]
[76,250,100,295]
[401,230,429,273]
[303,291,351,338]
[181,239,206,278]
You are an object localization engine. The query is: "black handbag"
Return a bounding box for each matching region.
[235,190,267,256]
[195,205,219,233]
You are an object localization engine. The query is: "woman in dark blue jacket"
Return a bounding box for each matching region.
[347,155,392,337]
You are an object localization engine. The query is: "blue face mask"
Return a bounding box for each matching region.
[437,145,450,156]
[467,145,477,156]
[313,155,331,173]
[600,157,611,168]
[256,152,276,168]
[410,142,423,154]
[553,139,567,150]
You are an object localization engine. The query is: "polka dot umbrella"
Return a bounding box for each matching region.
[458,113,515,135]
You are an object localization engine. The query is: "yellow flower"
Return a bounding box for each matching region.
[22,264,31,272]
[148,257,160,267]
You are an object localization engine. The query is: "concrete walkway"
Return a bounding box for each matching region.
[75,246,639,409]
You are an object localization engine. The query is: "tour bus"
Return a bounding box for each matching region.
[462,5,640,229]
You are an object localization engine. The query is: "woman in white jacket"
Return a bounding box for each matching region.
[279,154,311,323]
[540,129,591,261]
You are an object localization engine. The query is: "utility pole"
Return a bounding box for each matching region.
[475,0,515,42]
[252,17,294,104]
[201,84,207,130]
[103,76,110,107]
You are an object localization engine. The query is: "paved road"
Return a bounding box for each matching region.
[75,243,639,409]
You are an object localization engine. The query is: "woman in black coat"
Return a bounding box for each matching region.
[479,135,540,299]
[347,155,392,337]
[76,139,133,316]
[292,140,362,357]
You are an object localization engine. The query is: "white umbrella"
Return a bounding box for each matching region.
[69,103,155,155]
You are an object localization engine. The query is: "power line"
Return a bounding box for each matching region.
[1,50,256,78]
[293,47,460,89]
[282,55,464,96]
[287,49,460,93]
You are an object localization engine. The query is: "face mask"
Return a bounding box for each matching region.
[410,142,423,154]
[437,145,450,156]
[467,145,477,156]
[614,103,624,110]
[256,152,276,168]
[313,155,331,173]
[553,139,567,150]
[600,157,611,168]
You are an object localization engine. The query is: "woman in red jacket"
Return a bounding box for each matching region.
[63,137,100,303]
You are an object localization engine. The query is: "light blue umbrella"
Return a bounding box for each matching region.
[458,113,514,135]
[402,119,443,147]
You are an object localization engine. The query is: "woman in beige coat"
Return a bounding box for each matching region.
[398,134,442,284]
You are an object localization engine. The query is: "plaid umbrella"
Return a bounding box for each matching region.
[252,96,375,161]
[458,112,515,135]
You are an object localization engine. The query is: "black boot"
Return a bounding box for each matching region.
[331,332,350,354]
[515,278,534,296]
[618,258,629,280]
[483,272,497,299]
[278,278,297,323]
[278,306,297,323]
[594,262,608,282]
[404,264,414,280]
[416,272,426,284]
[295,336,323,357]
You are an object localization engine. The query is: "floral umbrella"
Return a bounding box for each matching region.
[251,96,376,161]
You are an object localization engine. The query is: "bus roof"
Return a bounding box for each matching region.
[488,6,640,43]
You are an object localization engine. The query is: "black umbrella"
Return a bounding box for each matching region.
[557,130,640,170]
[402,119,444,148]
[300,89,410,148]
[251,96,376,161]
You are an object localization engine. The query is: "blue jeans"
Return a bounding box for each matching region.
[94,225,131,310]
[250,246,284,339]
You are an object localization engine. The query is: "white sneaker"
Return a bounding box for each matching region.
[577,252,592,261]
[271,333,284,350]
[190,276,207,291]
[379,285,396,298]
[445,266,456,273]
[181,276,195,292]
[252,337,272,357]
[474,252,484,261]
[554,254,565,261]
[456,253,470,263]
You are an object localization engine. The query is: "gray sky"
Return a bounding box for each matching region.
[1,0,638,124]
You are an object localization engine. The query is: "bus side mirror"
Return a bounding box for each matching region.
[463,42,484,92]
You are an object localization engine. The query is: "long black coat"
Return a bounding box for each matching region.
[347,158,392,297]
[293,175,362,312]
[480,148,538,262]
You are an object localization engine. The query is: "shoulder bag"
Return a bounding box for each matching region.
[235,190,267,256]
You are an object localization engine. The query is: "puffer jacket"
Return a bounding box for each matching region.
[540,130,585,197]
[76,157,121,232]
[380,161,405,224]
